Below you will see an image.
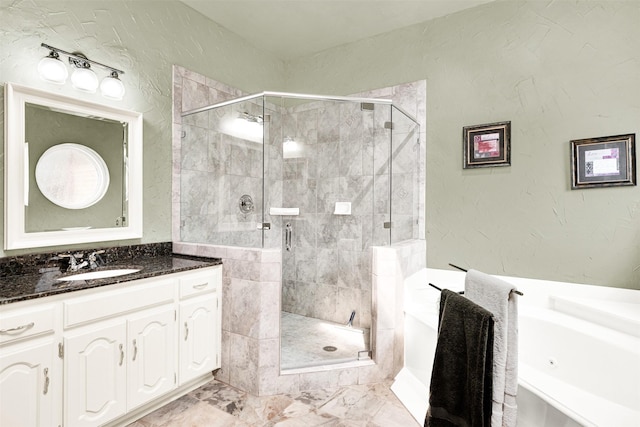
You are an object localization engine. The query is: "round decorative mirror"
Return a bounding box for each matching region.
[35,143,110,209]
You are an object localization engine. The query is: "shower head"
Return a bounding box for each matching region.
[238,111,263,124]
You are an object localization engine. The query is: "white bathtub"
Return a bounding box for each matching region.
[518,306,640,426]
[392,268,640,427]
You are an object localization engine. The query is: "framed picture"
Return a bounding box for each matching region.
[570,133,636,189]
[463,121,511,169]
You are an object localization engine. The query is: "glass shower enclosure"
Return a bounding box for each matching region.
[180,91,420,370]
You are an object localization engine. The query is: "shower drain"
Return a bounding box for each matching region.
[323,346,338,352]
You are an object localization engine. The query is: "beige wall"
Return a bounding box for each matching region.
[0,0,285,256]
[286,0,640,289]
[1,0,638,288]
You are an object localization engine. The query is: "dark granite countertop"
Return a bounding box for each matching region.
[0,243,221,305]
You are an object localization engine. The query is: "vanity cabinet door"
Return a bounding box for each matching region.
[0,337,58,427]
[127,305,176,411]
[64,321,127,427]
[179,294,218,385]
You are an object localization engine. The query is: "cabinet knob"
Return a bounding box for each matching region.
[184,322,189,341]
[132,339,138,361]
[119,343,124,366]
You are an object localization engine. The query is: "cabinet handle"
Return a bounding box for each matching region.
[43,367,49,395]
[184,322,189,341]
[119,343,124,366]
[132,339,138,361]
[0,322,35,334]
[192,283,208,289]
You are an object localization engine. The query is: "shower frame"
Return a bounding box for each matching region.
[173,69,426,395]
[181,90,421,370]
[181,89,421,246]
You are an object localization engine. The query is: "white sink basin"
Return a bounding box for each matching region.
[57,269,141,281]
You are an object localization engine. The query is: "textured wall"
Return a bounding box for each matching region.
[285,0,640,289]
[0,0,285,256]
[2,0,638,288]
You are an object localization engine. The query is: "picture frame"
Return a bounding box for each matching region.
[463,121,511,169]
[570,133,636,189]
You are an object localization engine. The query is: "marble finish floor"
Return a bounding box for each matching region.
[128,379,419,426]
[281,312,370,370]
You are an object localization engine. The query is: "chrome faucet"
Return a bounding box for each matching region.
[88,250,106,269]
[58,253,88,272]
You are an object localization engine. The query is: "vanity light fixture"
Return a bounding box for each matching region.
[37,49,68,84]
[100,71,125,100]
[39,43,125,100]
[69,54,99,93]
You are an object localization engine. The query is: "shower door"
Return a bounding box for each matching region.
[265,95,391,370]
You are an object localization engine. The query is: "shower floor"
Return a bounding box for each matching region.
[280,311,370,370]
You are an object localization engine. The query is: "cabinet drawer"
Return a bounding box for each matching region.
[179,267,221,300]
[0,304,55,345]
[64,278,175,328]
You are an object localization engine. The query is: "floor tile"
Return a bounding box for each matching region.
[129,379,419,427]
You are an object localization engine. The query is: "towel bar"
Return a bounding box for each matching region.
[444,263,525,296]
[428,282,464,294]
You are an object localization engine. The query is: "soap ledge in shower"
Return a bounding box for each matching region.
[334,202,351,215]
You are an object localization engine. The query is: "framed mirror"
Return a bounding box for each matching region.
[4,82,143,250]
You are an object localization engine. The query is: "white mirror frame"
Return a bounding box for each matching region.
[4,82,143,250]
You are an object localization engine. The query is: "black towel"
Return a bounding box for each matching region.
[425,289,494,427]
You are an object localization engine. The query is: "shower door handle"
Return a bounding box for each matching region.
[285,223,292,251]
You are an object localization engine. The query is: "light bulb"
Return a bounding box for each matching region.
[100,71,125,100]
[37,52,68,84]
[70,67,99,93]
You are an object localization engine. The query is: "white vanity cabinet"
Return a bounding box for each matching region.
[127,305,176,411]
[0,264,221,427]
[63,277,177,427]
[0,304,60,427]
[179,294,218,384]
[0,338,58,427]
[64,320,128,427]
[64,306,177,427]
[177,268,221,385]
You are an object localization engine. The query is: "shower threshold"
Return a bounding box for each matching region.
[280,312,372,372]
